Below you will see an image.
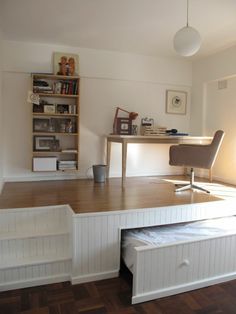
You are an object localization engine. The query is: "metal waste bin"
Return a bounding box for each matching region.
[92,164,106,183]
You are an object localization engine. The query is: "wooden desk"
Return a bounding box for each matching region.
[106,135,213,185]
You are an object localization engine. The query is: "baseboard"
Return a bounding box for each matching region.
[3,169,184,183]
[0,273,70,292]
[211,175,236,186]
[132,271,236,304]
[109,169,184,178]
[4,174,86,182]
[71,270,119,285]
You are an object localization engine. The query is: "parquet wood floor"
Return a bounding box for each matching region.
[1,269,236,314]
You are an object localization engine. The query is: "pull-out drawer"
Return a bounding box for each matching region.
[122,217,236,304]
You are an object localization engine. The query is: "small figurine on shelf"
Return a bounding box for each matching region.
[57,56,67,76]
[68,57,75,76]
[65,120,73,133]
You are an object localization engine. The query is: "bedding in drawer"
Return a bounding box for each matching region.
[122,216,236,273]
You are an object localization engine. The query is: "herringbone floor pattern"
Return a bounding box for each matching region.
[1,270,236,314]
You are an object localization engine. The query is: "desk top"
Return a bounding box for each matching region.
[107,135,213,144]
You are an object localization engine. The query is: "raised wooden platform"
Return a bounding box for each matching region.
[0,176,225,214]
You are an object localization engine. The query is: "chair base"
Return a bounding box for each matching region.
[174,168,210,194]
[175,183,210,193]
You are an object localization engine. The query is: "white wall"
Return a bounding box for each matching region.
[3,41,192,181]
[205,77,236,184]
[192,45,236,184]
[192,45,236,135]
[0,31,3,192]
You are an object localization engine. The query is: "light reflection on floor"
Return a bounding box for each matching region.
[163,178,236,200]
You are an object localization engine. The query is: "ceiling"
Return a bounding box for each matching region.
[1,0,236,59]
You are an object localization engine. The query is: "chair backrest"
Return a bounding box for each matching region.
[169,130,225,169]
[208,130,225,168]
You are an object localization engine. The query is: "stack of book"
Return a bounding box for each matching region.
[33,79,53,93]
[58,160,77,170]
[141,126,167,136]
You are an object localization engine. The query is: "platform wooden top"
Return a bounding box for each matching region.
[0,177,221,214]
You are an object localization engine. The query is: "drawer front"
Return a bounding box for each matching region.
[133,233,236,303]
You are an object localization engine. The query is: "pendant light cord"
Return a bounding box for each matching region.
[186,0,189,27]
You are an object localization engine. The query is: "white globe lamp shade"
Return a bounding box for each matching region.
[173,26,201,57]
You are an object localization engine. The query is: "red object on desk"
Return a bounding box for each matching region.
[112,107,138,135]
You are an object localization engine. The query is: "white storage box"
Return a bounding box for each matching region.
[33,157,57,171]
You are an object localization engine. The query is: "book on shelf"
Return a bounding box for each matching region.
[141,126,167,136]
[58,160,77,170]
[58,80,78,95]
[61,149,78,153]
[59,160,77,164]
[33,79,53,93]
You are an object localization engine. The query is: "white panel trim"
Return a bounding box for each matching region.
[0,274,70,292]
[0,256,72,270]
[4,175,81,182]
[0,204,70,214]
[73,199,231,218]
[71,270,119,285]
[132,272,236,304]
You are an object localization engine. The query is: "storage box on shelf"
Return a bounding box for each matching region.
[31,74,80,172]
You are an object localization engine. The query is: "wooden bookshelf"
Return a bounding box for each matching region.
[31,73,80,172]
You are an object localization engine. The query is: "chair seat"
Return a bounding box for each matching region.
[169,130,224,193]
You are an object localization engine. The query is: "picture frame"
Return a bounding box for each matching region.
[33,118,50,132]
[56,104,70,114]
[53,52,79,76]
[166,90,187,115]
[34,136,56,151]
[44,104,55,114]
[116,118,132,135]
[33,103,44,113]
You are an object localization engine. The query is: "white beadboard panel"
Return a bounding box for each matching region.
[1,198,236,294]
[132,232,236,304]
[0,205,72,239]
[71,270,119,285]
[0,260,71,291]
[0,204,73,291]
[72,199,236,283]
[132,272,236,304]
[0,235,71,269]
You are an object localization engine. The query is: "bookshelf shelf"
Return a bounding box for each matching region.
[33,113,78,117]
[37,93,79,98]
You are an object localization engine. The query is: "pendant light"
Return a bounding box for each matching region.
[173,0,201,57]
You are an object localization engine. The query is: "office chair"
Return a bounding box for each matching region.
[169,130,225,193]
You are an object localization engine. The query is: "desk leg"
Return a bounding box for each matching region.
[184,167,188,176]
[122,140,127,186]
[106,140,111,179]
[209,168,212,182]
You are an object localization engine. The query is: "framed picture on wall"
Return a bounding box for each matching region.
[166,90,187,115]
